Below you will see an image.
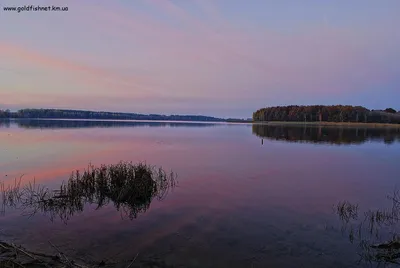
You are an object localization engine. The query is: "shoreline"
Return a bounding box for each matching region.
[3,118,400,128]
[252,121,400,128]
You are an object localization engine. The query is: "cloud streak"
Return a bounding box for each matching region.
[0,42,163,96]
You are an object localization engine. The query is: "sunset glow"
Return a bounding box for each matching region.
[1,0,399,117]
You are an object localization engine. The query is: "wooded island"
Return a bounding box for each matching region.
[253,105,400,124]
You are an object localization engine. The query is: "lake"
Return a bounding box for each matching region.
[1,119,400,267]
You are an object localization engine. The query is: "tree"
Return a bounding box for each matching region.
[252,105,400,124]
[385,108,397,114]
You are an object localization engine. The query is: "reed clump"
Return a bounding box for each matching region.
[336,190,400,265]
[336,201,358,223]
[0,162,177,266]
[1,161,177,222]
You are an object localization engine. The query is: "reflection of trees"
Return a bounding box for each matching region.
[1,162,177,223]
[13,119,218,129]
[253,125,400,145]
[336,192,400,266]
[0,119,10,128]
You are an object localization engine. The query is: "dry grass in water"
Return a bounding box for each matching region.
[336,190,400,265]
[1,161,177,222]
[0,161,177,267]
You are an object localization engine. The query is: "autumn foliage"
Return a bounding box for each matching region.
[253,105,400,124]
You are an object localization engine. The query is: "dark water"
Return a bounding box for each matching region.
[1,119,400,267]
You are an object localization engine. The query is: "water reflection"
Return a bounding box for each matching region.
[9,119,219,129]
[1,119,400,267]
[336,191,400,266]
[0,119,10,128]
[253,124,400,145]
[1,161,177,224]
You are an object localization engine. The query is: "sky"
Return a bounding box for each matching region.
[0,0,399,118]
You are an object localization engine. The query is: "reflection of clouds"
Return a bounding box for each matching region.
[2,121,395,213]
[0,147,115,185]
[1,120,399,265]
[2,122,398,212]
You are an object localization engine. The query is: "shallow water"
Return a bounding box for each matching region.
[1,119,400,267]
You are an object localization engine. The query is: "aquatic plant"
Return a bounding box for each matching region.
[336,190,400,265]
[1,161,177,223]
[0,175,24,216]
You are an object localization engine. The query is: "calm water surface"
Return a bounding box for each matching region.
[1,119,400,267]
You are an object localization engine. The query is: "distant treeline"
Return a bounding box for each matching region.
[0,108,225,122]
[252,125,400,145]
[253,105,400,124]
[0,119,218,129]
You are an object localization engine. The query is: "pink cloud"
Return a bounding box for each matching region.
[0,42,163,97]
[0,43,108,77]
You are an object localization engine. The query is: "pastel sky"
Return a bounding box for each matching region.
[1,0,399,118]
